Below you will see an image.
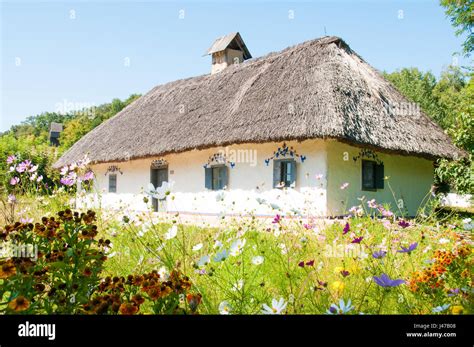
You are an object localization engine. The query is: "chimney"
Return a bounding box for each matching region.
[205,32,252,74]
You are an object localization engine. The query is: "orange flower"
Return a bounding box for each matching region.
[8,296,30,312]
[119,302,139,315]
[0,260,16,279]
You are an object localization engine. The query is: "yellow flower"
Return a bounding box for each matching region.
[451,306,464,315]
[331,281,345,292]
[349,264,361,274]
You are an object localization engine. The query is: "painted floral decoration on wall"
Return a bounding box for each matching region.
[105,165,123,176]
[264,142,307,166]
[203,152,235,169]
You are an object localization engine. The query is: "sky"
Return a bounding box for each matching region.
[0,0,469,132]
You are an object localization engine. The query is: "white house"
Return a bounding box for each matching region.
[54,34,465,218]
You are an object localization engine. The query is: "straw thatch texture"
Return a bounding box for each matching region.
[54,36,464,168]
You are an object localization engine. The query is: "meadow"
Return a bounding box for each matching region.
[1,155,472,315]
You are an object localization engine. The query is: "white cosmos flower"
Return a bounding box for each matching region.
[197,255,210,267]
[213,240,223,249]
[252,256,264,265]
[147,181,174,200]
[192,243,203,251]
[158,266,169,281]
[262,298,287,315]
[439,238,450,244]
[219,301,232,315]
[230,239,246,256]
[164,225,178,240]
[214,249,229,262]
[231,279,244,292]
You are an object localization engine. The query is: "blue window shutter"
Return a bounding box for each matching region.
[290,160,297,186]
[273,160,282,188]
[205,167,212,189]
[375,163,384,189]
[221,166,228,188]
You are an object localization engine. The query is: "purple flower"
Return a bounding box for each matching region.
[343,222,350,235]
[272,214,281,224]
[60,177,75,186]
[372,250,387,259]
[81,171,94,181]
[7,194,16,204]
[398,220,410,228]
[10,177,20,186]
[351,237,363,244]
[20,217,33,224]
[340,270,350,277]
[447,288,460,297]
[298,261,305,268]
[397,242,418,254]
[303,223,313,230]
[373,273,405,287]
[306,259,315,266]
[6,155,16,164]
[16,163,27,173]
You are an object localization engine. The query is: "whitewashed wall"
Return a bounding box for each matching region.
[85,140,328,217]
[79,139,436,218]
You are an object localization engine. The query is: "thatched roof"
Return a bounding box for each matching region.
[54,36,464,168]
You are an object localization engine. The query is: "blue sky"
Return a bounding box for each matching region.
[0,0,469,131]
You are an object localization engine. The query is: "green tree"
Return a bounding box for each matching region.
[440,0,474,56]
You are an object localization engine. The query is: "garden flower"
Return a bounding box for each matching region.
[398,220,410,228]
[192,243,203,251]
[367,199,377,208]
[372,250,387,259]
[331,281,345,292]
[10,177,20,186]
[351,237,363,244]
[462,218,473,231]
[7,194,16,204]
[272,214,281,224]
[340,270,350,277]
[432,304,450,313]
[0,260,16,279]
[146,181,173,200]
[197,255,210,267]
[119,303,139,315]
[447,288,460,297]
[213,249,229,262]
[340,182,349,190]
[438,238,449,244]
[252,255,264,265]
[232,279,244,292]
[343,222,350,234]
[397,242,418,254]
[262,298,287,315]
[60,175,75,186]
[60,166,69,176]
[8,296,30,312]
[326,298,354,315]
[28,165,38,173]
[229,239,246,256]
[306,259,315,266]
[451,306,464,315]
[6,155,16,164]
[20,217,33,224]
[298,261,305,267]
[82,171,94,181]
[164,225,178,240]
[373,273,405,287]
[219,301,232,315]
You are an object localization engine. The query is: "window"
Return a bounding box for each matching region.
[273,159,296,188]
[205,165,228,190]
[108,174,117,193]
[362,160,384,191]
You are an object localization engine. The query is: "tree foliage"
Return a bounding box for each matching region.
[440,0,474,56]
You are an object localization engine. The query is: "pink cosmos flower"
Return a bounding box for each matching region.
[10,177,20,185]
[6,155,16,164]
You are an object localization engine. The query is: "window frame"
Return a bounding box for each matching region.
[108,173,117,193]
[361,159,384,191]
[273,159,296,188]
